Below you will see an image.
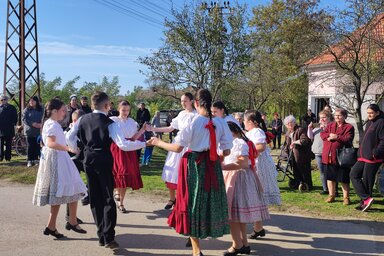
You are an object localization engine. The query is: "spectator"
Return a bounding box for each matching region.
[151,111,162,139]
[261,112,269,128]
[233,112,245,130]
[320,108,354,205]
[0,95,18,161]
[108,102,119,117]
[307,110,332,194]
[301,109,317,129]
[271,113,283,149]
[62,94,79,130]
[79,96,92,114]
[22,96,44,167]
[284,115,313,190]
[350,104,384,212]
[136,102,150,128]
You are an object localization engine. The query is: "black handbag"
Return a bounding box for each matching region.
[337,147,358,168]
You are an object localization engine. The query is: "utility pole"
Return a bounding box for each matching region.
[201,1,232,100]
[3,0,40,124]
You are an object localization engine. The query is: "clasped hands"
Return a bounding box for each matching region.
[327,133,338,141]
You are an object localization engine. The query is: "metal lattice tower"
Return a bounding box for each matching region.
[3,0,40,123]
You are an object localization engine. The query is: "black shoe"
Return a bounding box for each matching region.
[65,216,84,224]
[249,229,265,239]
[240,246,251,254]
[185,237,192,247]
[65,222,87,234]
[43,227,65,239]
[223,247,243,256]
[164,199,176,210]
[105,240,119,249]
[319,191,329,195]
[81,196,89,206]
[99,241,105,246]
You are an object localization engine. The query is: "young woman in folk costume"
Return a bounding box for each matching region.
[221,121,270,256]
[149,89,233,256]
[110,100,146,213]
[244,110,281,239]
[32,98,87,239]
[147,92,197,210]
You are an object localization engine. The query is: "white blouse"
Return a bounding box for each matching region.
[110,116,139,139]
[224,115,241,128]
[175,115,233,152]
[224,138,249,165]
[246,128,266,145]
[42,119,66,146]
[171,109,197,131]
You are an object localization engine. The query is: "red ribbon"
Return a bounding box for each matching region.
[205,119,218,161]
[247,141,258,171]
[196,151,219,192]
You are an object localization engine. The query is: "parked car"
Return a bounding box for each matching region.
[159,109,182,127]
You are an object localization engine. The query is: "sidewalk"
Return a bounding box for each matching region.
[0,180,383,256]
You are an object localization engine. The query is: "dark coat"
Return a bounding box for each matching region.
[136,108,150,127]
[358,113,384,162]
[271,118,283,134]
[0,103,18,137]
[320,121,355,165]
[284,125,313,165]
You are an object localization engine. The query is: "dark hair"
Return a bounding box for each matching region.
[28,96,43,111]
[42,98,65,125]
[244,110,267,132]
[80,96,88,100]
[118,100,130,107]
[183,92,194,101]
[195,89,213,119]
[212,101,229,116]
[91,91,109,110]
[227,121,249,142]
[367,103,381,113]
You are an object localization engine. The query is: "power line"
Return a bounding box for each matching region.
[128,0,171,18]
[92,0,164,29]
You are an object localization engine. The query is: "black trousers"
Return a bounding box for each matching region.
[350,161,381,200]
[273,133,282,149]
[292,159,313,189]
[84,165,116,244]
[0,136,12,161]
[27,136,40,161]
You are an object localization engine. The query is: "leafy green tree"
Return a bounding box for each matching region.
[139,2,252,100]
[245,0,332,116]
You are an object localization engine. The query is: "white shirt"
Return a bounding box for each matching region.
[246,128,266,145]
[224,115,242,128]
[224,138,249,165]
[66,110,145,151]
[175,115,233,152]
[170,109,197,131]
[109,116,139,139]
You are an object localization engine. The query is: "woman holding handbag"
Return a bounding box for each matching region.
[350,104,384,212]
[320,108,355,205]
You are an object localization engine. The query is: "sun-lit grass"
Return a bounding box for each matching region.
[1,139,383,222]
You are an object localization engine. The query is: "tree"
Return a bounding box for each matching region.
[245,0,332,116]
[315,0,384,137]
[139,2,252,100]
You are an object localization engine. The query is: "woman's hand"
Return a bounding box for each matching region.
[147,137,160,146]
[68,147,79,155]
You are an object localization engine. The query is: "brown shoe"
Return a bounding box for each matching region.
[343,197,351,205]
[325,195,335,203]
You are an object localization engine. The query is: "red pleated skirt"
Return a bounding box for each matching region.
[110,142,143,190]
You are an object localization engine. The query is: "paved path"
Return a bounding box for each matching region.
[0,181,383,256]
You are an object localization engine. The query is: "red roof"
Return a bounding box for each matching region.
[306,13,384,66]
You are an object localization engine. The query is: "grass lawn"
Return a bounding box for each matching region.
[1,140,383,222]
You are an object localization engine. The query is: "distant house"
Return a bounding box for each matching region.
[305,13,384,125]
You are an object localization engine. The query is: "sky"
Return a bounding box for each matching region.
[0,0,347,94]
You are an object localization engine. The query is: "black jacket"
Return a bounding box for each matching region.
[0,103,18,137]
[359,113,384,161]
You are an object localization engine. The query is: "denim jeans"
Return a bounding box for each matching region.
[316,155,328,191]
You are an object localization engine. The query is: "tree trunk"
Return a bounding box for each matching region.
[354,110,364,143]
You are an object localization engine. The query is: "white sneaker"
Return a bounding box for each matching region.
[33,160,39,165]
[27,161,33,167]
